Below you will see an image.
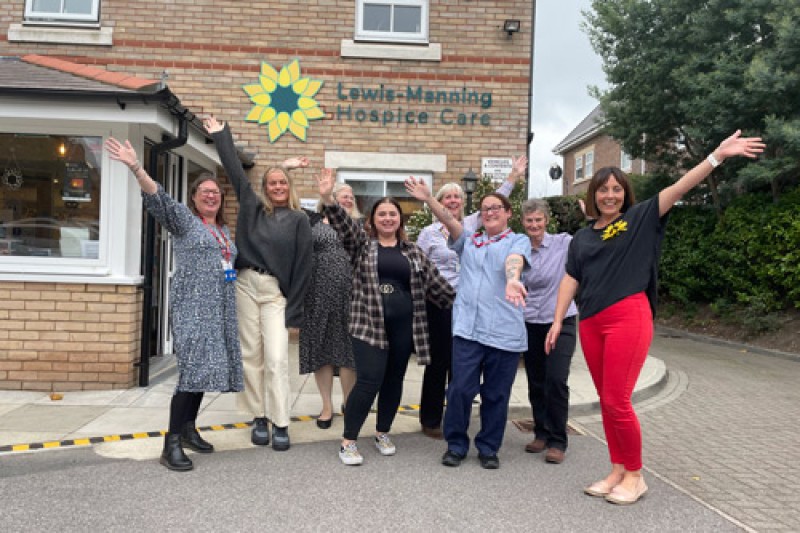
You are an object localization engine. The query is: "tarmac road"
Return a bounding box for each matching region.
[0,417,741,532]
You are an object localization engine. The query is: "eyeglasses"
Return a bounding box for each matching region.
[480,204,505,214]
[199,189,221,196]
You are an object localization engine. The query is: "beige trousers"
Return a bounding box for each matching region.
[235,269,291,428]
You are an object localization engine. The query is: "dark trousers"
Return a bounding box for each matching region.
[343,290,413,441]
[419,301,452,429]
[523,316,577,451]
[443,336,520,457]
[168,391,204,433]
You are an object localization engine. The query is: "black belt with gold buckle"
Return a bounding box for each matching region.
[379,283,395,294]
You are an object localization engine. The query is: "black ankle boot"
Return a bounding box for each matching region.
[160,432,193,471]
[181,423,214,453]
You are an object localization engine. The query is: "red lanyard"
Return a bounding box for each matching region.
[200,218,231,262]
[471,228,512,248]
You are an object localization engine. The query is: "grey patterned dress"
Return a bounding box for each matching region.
[299,220,354,374]
[143,186,244,392]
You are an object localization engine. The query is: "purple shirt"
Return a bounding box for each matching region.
[522,232,578,324]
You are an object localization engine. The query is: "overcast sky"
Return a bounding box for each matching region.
[528,0,606,197]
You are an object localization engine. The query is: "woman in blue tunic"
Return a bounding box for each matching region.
[407,179,531,470]
[105,137,243,472]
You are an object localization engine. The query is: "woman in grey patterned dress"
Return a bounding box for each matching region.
[105,137,243,472]
[300,210,355,429]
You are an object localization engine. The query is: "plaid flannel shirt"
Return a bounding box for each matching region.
[324,203,455,365]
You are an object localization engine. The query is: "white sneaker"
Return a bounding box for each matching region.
[339,442,363,466]
[374,433,396,456]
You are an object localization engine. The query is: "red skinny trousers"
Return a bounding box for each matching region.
[579,292,652,471]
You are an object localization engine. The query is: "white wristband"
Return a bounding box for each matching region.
[706,153,721,168]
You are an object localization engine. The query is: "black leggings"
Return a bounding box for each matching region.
[168,391,205,433]
[343,290,413,441]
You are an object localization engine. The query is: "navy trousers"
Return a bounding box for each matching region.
[443,336,520,457]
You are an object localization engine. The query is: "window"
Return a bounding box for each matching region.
[356,0,429,44]
[620,151,633,172]
[25,0,100,24]
[337,170,431,224]
[574,154,583,183]
[584,151,594,180]
[0,133,101,259]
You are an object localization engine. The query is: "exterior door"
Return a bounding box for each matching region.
[156,154,185,355]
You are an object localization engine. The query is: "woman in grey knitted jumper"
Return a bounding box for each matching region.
[204,116,312,451]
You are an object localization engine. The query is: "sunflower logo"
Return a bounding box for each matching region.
[243,59,325,143]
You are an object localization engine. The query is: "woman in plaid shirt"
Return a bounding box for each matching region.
[317,169,455,466]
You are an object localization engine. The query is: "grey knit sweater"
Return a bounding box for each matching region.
[211,124,312,328]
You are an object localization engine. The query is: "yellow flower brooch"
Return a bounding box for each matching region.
[601,220,628,241]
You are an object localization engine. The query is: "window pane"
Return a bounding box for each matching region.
[0,133,101,258]
[363,4,391,32]
[32,0,62,13]
[346,179,384,215]
[64,0,94,15]
[394,6,421,33]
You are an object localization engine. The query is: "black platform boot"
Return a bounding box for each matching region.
[160,432,193,471]
[181,423,214,453]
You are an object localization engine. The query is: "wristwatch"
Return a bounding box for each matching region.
[706,153,721,168]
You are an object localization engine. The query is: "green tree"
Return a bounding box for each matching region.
[585,0,800,206]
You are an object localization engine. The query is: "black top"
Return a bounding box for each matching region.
[566,196,669,320]
[211,125,313,328]
[377,242,412,292]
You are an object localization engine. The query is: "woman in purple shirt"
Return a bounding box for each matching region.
[520,199,578,465]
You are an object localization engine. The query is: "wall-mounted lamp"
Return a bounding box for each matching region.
[461,168,479,214]
[503,19,521,39]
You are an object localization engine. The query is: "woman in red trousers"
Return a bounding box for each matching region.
[546,130,764,505]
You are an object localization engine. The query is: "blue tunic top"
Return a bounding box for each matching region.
[143,186,244,393]
[449,229,532,353]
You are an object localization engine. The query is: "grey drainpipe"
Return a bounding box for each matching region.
[526,0,537,197]
[138,111,189,386]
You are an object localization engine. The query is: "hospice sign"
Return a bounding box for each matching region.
[334,83,493,127]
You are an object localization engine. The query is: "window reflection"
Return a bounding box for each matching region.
[0,133,101,258]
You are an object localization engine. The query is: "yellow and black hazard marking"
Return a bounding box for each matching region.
[0,404,421,455]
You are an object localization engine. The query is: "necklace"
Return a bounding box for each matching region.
[471,228,512,248]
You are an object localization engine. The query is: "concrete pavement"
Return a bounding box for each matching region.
[0,339,666,455]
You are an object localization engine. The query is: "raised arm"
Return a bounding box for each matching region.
[104,137,157,195]
[404,177,464,241]
[658,130,765,216]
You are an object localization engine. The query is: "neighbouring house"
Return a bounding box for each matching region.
[0,1,534,391]
[552,105,649,196]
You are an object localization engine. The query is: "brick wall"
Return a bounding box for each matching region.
[0,282,141,391]
[0,0,533,195]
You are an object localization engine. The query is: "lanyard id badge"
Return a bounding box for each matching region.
[223,260,237,283]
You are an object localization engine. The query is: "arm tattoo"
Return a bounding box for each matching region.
[505,256,523,281]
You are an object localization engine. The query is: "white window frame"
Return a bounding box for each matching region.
[355,0,429,44]
[337,170,432,196]
[25,0,101,25]
[620,151,633,172]
[0,121,110,277]
[574,154,584,183]
[584,151,594,180]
